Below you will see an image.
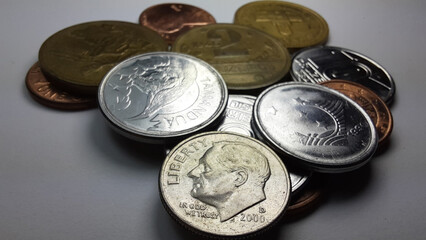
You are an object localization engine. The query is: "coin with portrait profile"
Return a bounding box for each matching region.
[39,21,168,95]
[98,52,228,144]
[234,1,329,50]
[172,23,291,90]
[320,79,393,145]
[159,131,291,238]
[291,46,395,104]
[215,94,311,194]
[253,82,378,173]
[139,3,216,45]
[25,62,96,110]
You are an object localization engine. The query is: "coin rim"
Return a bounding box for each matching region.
[171,23,291,90]
[159,131,291,237]
[252,82,378,173]
[98,52,228,144]
[290,45,395,105]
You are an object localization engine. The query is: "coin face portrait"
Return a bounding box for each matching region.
[187,141,271,222]
[106,55,198,120]
[159,132,290,237]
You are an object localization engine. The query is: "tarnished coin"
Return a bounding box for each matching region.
[159,132,291,237]
[98,52,227,144]
[215,94,311,194]
[291,46,395,104]
[25,62,96,110]
[320,80,393,145]
[234,1,328,50]
[139,3,216,45]
[39,21,168,95]
[172,23,291,90]
[253,82,378,173]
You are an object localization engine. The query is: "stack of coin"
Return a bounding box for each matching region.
[24,1,397,238]
[27,21,168,109]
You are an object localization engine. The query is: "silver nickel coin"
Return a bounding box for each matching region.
[216,94,310,194]
[291,46,395,104]
[253,82,378,173]
[98,52,228,143]
[159,131,291,237]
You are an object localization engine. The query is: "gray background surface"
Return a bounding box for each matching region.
[1,0,425,239]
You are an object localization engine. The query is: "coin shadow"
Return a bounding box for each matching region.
[88,112,165,170]
[324,163,373,202]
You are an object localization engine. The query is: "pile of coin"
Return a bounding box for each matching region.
[26,1,395,238]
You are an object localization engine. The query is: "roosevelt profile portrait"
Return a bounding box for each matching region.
[187,141,271,222]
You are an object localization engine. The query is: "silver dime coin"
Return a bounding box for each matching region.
[253,82,378,173]
[291,46,395,104]
[159,132,291,237]
[98,52,228,143]
[215,94,310,194]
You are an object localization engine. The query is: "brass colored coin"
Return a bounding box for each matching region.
[25,62,96,110]
[139,3,216,45]
[159,131,291,238]
[39,21,168,95]
[320,80,393,145]
[172,23,291,90]
[234,1,329,50]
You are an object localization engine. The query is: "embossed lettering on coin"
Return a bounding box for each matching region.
[253,82,378,173]
[160,132,290,237]
[320,80,393,144]
[172,24,290,90]
[291,46,395,104]
[98,52,227,143]
[234,1,329,49]
[39,21,168,95]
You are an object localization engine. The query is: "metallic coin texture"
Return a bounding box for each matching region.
[25,62,96,110]
[291,46,395,104]
[253,82,378,173]
[216,94,310,194]
[286,174,324,218]
[234,1,329,50]
[39,21,168,95]
[98,52,228,144]
[172,23,291,90]
[139,3,216,45]
[216,95,257,137]
[320,80,393,145]
[159,132,291,237]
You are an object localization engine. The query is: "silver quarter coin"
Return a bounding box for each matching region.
[159,131,291,237]
[98,52,228,143]
[253,82,378,173]
[291,46,395,104]
[216,94,310,194]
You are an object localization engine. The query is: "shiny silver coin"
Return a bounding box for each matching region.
[253,82,378,173]
[98,52,228,143]
[159,132,291,237]
[291,46,395,104]
[215,94,311,194]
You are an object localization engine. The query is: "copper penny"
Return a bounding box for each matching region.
[25,62,96,110]
[286,174,325,218]
[139,3,216,45]
[320,79,393,145]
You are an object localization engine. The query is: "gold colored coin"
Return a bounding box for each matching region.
[172,23,291,90]
[159,131,291,238]
[320,80,393,145]
[39,21,168,95]
[234,1,329,50]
